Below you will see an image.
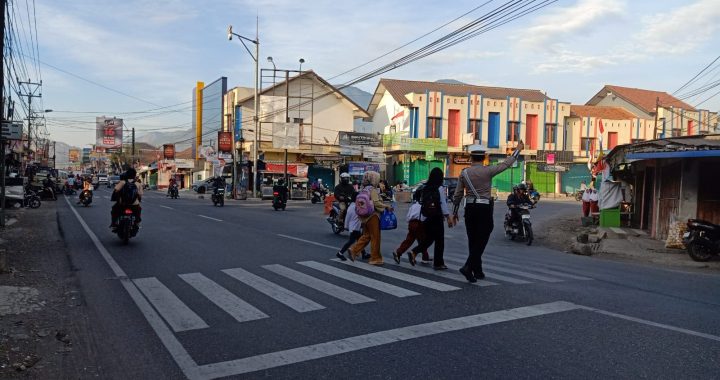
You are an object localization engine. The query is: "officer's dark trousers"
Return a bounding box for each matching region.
[412,216,445,267]
[464,203,493,273]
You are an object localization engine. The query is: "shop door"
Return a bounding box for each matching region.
[561,164,590,194]
[488,112,500,148]
[608,132,618,150]
[448,110,460,147]
[492,159,523,192]
[642,167,654,230]
[525,114,538,150]
[525,162,555,193]
[657,163,681,240]
[697,161,720,224]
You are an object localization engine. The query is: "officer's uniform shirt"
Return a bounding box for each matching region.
[452,155,517,211]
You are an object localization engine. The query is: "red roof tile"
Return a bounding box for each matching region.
[588,85,695,114]
[569,105,638,120]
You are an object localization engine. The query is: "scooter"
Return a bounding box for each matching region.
[168,184,179,199]
[311,189,326,204]
[504,203,534,245]
[117,208,139,245]
[327,202,345,234]
[683,219,719,262]
[24,190,41,209]
[212,188,225,207]
[272,191,287,211]
[79,190,93,207]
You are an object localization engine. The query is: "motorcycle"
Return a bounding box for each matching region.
[327,201,345,234]
[212,188,225,207]
[117,208,139,245]
[80,190,93,207]
[272,191,287,211]
[34,186,57,201]
[683,219,719,262]
[504,203,534,245]
[311,189,327,204]
[24,190,41,209]
[574,190,584,201]
[169,184,179,199]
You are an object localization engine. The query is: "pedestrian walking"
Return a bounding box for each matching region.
[348,171,387,265]
[336,198,368,261]
[406,167,453,269]
[391,188,430,264]
[452,141,524,283]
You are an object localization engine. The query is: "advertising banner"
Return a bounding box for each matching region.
[383,133,447,152]
[339,132,382,148]
[348,162,381,176]
[68,148,80,163]
[95,117,123,149]
[218,131,233,153]
[272,122,300,150]
[163,144,175,160]
[264,163,309,177]
[234,105,243,142]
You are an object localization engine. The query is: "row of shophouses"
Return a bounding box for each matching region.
[166,71,718,202]
[201,72,717,196]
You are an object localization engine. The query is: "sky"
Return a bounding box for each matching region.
[21,0,720,147]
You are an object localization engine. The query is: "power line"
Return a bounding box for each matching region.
[673,55,720,95]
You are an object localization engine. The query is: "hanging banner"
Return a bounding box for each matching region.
[163,144,175,160]
[339,132,382,148]
[234,105,243,142]
[68,148,80,163]
[218,131,233,153]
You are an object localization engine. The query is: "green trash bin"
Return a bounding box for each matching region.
[600,207,621,228]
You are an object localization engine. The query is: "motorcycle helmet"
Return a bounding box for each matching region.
[517,183,527,191]
[340,172,350,184]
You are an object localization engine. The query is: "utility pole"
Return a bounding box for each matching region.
[131,127,135,157]
[1,0,6,227]
[653,97,660,140]
[18,79,42,160]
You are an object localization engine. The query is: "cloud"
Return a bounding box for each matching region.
[634,0,720,54]
[516,0,626,50]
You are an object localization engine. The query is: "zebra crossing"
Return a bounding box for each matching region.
[132,258,594,333]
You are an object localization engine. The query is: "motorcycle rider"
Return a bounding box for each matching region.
[77,176,93,204]
[43,174,57,200]
[273,178,289,203]
[506,184,532,228]
[212,176,226,196]
[110,168,143,230]
[167,176,178,197]
[333,173,356,224]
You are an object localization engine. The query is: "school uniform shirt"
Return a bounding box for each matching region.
[413,186,450,221]
[344,203,362,232]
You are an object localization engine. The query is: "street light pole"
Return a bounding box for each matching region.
[228,21,260,197]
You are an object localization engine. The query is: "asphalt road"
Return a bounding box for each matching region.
[56,189,720,379]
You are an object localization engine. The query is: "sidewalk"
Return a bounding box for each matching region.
[0,202,100,377]
[536,210,720,271]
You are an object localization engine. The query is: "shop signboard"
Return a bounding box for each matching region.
[348,162,381,176]
[174,159,195,169]
[546,153,555,165]
[95,117,123,149]
[537,164,568,172]
[1,122,22,140]
[264,163,309,177]
[339,132,382,147]
[383,133,448,152]
[218,131,233,153]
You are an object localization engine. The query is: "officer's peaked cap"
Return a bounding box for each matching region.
[468,144,487,155]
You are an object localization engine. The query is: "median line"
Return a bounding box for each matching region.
[277,234,337,249]
[159,205,174,210]
[198,215,223,222]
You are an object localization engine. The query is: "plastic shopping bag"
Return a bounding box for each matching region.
[380,209,398,230]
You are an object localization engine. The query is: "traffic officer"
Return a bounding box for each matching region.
[451,141,524,283]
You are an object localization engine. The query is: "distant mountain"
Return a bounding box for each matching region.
[136,128,194,148]
[436,79,468,85]
[339,85,373,110]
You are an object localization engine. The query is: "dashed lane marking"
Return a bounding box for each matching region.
[198,215,223,222]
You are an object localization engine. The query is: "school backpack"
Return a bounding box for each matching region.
[119,181,139,205]
[355,187,375,217]
[420,185,442,218]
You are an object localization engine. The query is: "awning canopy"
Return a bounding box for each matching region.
[626,150,720,159]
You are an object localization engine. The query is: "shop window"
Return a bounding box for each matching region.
[544,124,556,143]
[581,137,596,154]
[468,119,482,142]
[507,122,520,141]
[427,117,442,138]
[672,128,681,137]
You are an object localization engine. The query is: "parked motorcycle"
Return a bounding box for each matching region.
[24,190,41,209]
[169,184,179,199]
[212,188,225,207]
[117,207,139,245]
[272,191,286,211]
[504,203,534,245]
[311,189,326,204]
[34,186,57,201]
[683,219,719,262]
[80,189,93,207]
[327,202,345,234]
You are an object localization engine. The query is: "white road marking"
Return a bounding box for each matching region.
[391,259,498,287]
[277,234,338,249]
[483,258,593,281]
[179,273,269,323]
[63,196,200,378]
[263,264,374,305]
[195,301,580,378]
[160,205,174,210]
[333,260,460,292]
[103,195,110,199]
[482,264,565,283]
[198,215,223,222]
[133,277,210,332]
[298,261,420,297]
[443,257,531,284]
[222,267,325,313]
